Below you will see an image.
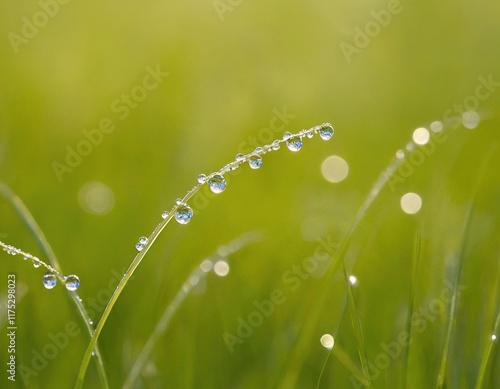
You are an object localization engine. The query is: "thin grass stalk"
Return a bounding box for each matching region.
[123,231,261,389]
[475,308,500,389]
[402,230,421,389]
[280,153,406,387]
[75,124,335,387]
[343,261,373,389]
[0,181,109,389]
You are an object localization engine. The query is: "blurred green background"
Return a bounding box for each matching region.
[1,0,499,388]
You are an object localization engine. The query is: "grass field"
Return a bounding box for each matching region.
[1,1,499,388]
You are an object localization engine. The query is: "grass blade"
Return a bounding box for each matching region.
[0,181,109,389]
[123,232,261,389]
[343,261,373,389]
[75,124,333,388]
[402,230,421,389]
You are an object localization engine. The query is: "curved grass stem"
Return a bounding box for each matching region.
[75,124,334,387]
[0,181,109,389]
[123,231,261,389]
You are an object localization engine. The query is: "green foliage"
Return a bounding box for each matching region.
[1,1,499,388]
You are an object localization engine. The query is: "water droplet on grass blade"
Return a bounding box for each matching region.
[197,174,207,184]
[33,260,40,268]
[320,334,334,350]
[175,204,193,224]
[248,154,263,169]
[319,124,334,140]
[235,153,245,162]
[136,237,148,251]
[43,273,57,289]
[286,136,302,152]
[208,174,227,194]
[65,275,80,291]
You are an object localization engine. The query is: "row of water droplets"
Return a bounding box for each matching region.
[0,241,80,291]
[135,123,334,252]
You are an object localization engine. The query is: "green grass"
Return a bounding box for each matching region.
[1,2,500,388]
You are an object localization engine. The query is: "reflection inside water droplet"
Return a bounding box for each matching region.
[208,174,227,194]
[319,124,334,140]
[286,136,302,152]
[43,273,57,289]
[248,154,263,169]
[65,275,80,291]
[175,204,193,224]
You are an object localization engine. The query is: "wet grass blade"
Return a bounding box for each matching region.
[0,181,109,389]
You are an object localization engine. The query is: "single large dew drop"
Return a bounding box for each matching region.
[248,154,263,169]
[286,136,303,152]
[65,275,80,291]
[43,273,57,289]
[319,124,334,140]
[175,204,193,224]
[208,174,227,194]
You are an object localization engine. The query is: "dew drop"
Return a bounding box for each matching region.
[135,236,148,251]
[33,260,40,268]
[65,275,80,291]
[175,198,184,205]
[272,140,281,150]
[197,174,207,184]
[348,275,358,286]
[175,204,193,224]
[208,174,227,194]
[307,131,314,138]
[23,256,28,261]
[235,153,245,162]
[492,334,497,341]
[161,210,169,219]
[255,147,264,154]
[248,154,263,169]
[43,273,57,289]
[319,124,334,140]
[286,136,303,152]
[320,334,335,350]
[282,132,292,141]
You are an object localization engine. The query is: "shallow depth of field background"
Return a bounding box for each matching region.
[1,1,499,388]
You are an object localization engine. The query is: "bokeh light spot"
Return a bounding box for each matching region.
[413,127,430,145]
[462,111,480,129]
[320,334,335,350]
[78,182,115,215]
[400,192,422,215]
[321,155,349,183]
[214,260,230,277]
[430,121,443,132]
